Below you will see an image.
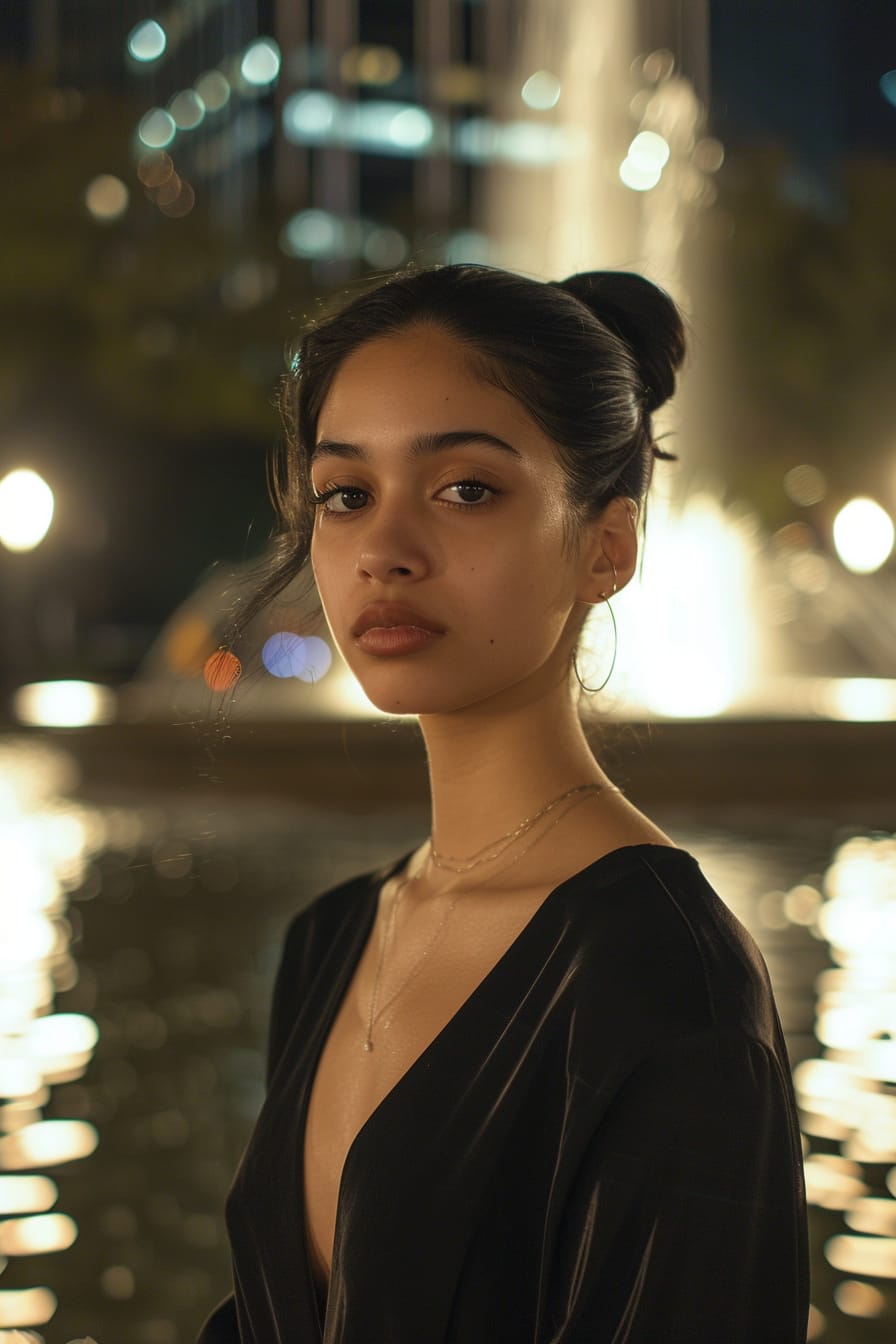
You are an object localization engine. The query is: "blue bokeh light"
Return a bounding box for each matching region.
[295,636,332,683]
[262,632,307,678]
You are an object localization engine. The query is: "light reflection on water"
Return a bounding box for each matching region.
[792,833,896,1338]
[0,738,105,1333]
[1,735,894,1341]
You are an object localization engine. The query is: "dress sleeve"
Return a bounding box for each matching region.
[548,1028,809,1344]
[194,909,310,1342]
[194,1291,240,1343]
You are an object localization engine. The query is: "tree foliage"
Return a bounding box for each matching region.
[708,143,896,526]
[0,64,309,439]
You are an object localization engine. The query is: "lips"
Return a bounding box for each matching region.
[352,602,446,637]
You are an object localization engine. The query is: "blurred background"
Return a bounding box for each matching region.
[0,0,895,1340]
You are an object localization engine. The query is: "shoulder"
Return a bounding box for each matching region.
[275,849,408,967]
[566,844,782,1050]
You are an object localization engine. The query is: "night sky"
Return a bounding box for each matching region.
[709,0,896,173]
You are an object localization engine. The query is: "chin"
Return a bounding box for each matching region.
[354,687,460,717]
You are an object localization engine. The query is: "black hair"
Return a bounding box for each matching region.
[223,261,687,668]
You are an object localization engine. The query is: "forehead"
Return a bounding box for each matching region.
[316,326,552,453]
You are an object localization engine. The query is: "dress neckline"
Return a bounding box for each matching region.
[301,841,697,1319]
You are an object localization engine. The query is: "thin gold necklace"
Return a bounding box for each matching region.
[428,782,618,873]
[363,781,623,1051]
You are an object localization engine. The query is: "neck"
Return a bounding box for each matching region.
[416,672,615,863]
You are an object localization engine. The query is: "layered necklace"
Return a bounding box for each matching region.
[363,780,624,1052]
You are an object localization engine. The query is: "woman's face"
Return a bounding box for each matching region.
[309,323,601,717]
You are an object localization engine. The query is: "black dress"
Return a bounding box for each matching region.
[195,842,810,1343]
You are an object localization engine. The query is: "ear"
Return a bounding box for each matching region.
[575,496,640,605]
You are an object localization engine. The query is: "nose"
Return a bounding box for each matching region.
[355,497,432,583]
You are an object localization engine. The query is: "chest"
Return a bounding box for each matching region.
[301,885,549,1290]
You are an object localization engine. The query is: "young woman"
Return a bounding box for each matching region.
[196,264,809,1343]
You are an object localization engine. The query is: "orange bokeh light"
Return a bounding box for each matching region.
[203,649,241,692]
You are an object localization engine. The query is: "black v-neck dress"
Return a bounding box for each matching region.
[195,843,810,1343]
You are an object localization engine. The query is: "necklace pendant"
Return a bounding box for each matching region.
[363,1038,373,1052]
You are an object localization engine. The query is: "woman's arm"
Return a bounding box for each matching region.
[548,1028,810,1344]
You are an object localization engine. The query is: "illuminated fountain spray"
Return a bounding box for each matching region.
[0,739,102,1333]
[477,0,749,719]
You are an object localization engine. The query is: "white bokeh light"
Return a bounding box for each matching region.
[521,70,561,110]
[619,156,662,191]
[0,469,54,552]
[241,38,281,87]
[13,682,116,728]
[127,19,166,63]
[832,497,894,575]
[138,107,176,149]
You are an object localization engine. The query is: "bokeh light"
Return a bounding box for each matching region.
[880,70,896,108]
[195,70,231,113]
[169,89,205,131]
[262,632,307,678]
[641,48,676,83]
[619,156,662,191]
[0,1285,57,1326]
[361,225,408,268]
[520,70,561,110]
[433,64,486,103]
[136,150,174,188]
[386,106,433,150]
[832,497,895,574]
[444,229,491,263]
[692,137,725,173]
[84,174,129,222]
[784,464,827,507]
[283,91,338,141]
[0,1176,58,1216]
[138,108,176,150]
[13,682,116,728]
[203,650,241,692]
[127,19,166,63]
[0,1211,77,1255]
[0,469,54,552]
[0,1119,99,1170]
[260,632,332,682]
[822,678,896,722]
[619,130,671,192]
[158,179,196,218]
[628,130,671,170]
[833,1279,887,1319]
[240,38,281,87]
[340,45,402,86]
[295,636,332,683]
[280,209,345,258]
[826,1234,896,1279]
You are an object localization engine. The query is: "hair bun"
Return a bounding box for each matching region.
[554,271,686,413]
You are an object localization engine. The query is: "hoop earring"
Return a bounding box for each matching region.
[573,559,618,694]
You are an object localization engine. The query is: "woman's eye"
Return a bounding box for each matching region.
[313,486,368,514]
[438,479,498,507]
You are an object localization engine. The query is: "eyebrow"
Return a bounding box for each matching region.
[310,429,522,463]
